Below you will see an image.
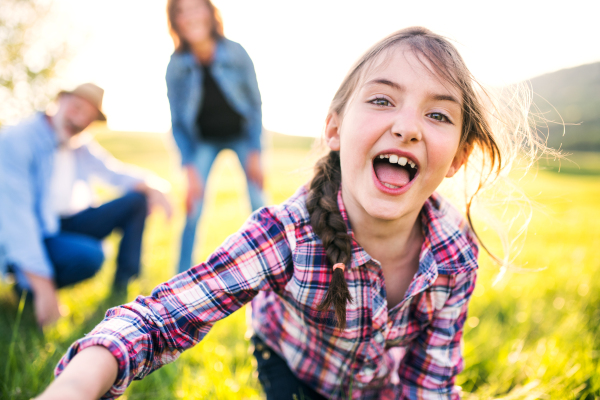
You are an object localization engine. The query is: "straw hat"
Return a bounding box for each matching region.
[58,83,107,121]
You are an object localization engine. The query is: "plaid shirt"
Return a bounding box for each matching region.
[56,186,478,399]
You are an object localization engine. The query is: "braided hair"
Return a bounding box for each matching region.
[305,26,553,328]
[306,151,353,330]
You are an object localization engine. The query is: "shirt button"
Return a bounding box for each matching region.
[374,331,385,343]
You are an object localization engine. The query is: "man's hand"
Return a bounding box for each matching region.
[135,181,173,220]
[145,188,173,220]
[184,165,203,216]
[24,272,62,327]
[246,151,264,189]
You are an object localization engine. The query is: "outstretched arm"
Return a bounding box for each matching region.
[35,346,118,400]
[38,207,293,399]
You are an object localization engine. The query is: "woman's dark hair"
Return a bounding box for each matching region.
[167,0,224,53]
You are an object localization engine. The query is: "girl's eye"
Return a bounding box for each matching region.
[370,97,391,107]
[428,112,451,123]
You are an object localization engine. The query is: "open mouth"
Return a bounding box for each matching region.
[373,153,418,190]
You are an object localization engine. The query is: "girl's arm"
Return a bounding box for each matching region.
[398,270,477,400]
[48,207,293,399]
[35,346,117,400]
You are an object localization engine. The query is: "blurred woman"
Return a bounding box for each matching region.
[166,0,265,273]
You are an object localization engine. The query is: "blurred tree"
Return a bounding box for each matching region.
[0,0,71,127]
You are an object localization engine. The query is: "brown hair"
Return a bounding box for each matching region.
[167,0,224,53]
[307,26,553,329]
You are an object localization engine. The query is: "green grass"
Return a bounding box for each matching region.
[539,151,600,175]
[1,129,599,399]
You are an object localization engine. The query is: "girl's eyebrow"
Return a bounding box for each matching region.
[365,78,461,105]
[366,78,403,91]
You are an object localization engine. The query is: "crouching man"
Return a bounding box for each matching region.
[0,83,172,327]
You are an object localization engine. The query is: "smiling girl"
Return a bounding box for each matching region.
[36,27,547,400]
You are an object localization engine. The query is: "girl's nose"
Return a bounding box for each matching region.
[391,108,422,142]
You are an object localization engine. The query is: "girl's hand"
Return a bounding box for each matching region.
[34,346,118,400]
[184,165,203,216]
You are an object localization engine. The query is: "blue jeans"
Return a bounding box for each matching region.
[50,191,148,288]
[178,140,264,273]
[251,335,327,400]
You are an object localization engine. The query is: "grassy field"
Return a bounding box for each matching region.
[1,129,600,399]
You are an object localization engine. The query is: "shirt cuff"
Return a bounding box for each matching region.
[54,334,132,399]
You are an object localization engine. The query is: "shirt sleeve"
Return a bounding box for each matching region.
[54,206,293,399]
[0,134,54,279]
[166,58,196,166]
[80,141,147,190]
[398,270,477,400]
[238,45,263,152]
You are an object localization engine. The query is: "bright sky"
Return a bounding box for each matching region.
[56,0,600,137]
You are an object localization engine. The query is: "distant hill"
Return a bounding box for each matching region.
[267,130,316,150]
[528,62,600,152]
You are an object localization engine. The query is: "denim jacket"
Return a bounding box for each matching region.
[165,38,263,165]
[0,113,145,283]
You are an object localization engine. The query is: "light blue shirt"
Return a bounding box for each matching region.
[0,113,144,281]
[166,38,263,165]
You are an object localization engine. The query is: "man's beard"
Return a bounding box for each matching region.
[65,120,86,136]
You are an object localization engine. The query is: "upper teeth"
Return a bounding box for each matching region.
[379,154,416,169]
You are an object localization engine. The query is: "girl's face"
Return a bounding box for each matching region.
[175,0,213,45]
[325,47,467,225]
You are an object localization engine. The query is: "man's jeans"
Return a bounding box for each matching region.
[49,191,147,288]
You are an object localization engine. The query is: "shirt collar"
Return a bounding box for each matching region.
[419,192,479,274]
[335,188,478,278]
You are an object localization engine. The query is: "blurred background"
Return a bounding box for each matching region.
[1,0,600,399]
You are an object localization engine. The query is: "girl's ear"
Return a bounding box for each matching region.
[446,142,472,178]
[324,113,341,151]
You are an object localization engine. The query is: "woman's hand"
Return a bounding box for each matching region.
[34,346,119,400]
[246,151,264,190]
[185,165,203,216]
